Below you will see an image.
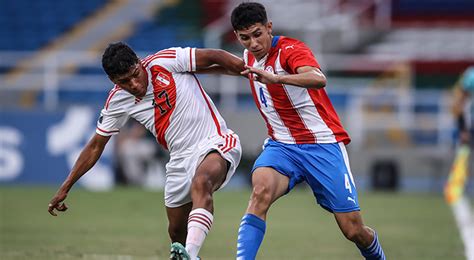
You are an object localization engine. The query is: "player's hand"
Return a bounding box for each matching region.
[241,65,280,84]
[48,190,69,216]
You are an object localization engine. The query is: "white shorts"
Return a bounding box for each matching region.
[164,132,242,208]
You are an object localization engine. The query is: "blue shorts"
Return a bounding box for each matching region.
[252,139,360,213]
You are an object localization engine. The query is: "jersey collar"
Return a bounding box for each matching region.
[271,36,280,47]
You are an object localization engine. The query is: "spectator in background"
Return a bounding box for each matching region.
[115,120,167,189]
[453,66,474,146]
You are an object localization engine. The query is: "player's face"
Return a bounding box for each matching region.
[111,64,148,97]
[235,22,273,60]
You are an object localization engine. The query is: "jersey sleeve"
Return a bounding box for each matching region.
[96,96,129,136]
[281,41,320,74]
[148,47,196,73]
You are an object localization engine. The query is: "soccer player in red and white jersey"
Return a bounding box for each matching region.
[230,3,386,259]
[47,42,243,260]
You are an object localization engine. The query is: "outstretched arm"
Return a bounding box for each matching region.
[194,49,245,75]
[48,133,110,216]
[241,65,327,89]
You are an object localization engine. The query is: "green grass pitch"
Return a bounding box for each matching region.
[0,187,466,259]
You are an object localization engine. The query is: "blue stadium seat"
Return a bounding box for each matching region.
[0,0,107,51]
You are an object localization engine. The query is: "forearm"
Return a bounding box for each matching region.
[277,70,326,89]
[195,65,241,75]
[195,49,245,75]
[59,138,107,192]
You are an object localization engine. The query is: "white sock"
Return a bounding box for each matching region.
[186,208,213,260]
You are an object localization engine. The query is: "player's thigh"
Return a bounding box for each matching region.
[252,139,305,196]
[252,167,290,204]
[194,151,229,191]
[164,132,241,207]
[302,142,360,213]
[194,132,242,192]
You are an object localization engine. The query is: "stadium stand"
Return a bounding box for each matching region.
[57,0,206,105]
[1,0,472,193]
[0,0,107,50]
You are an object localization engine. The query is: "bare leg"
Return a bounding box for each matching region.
[246,167,289,220]
[191,151,229,212]
[185,151,229,259]
[166,202,192,244]
[335,211,385,259]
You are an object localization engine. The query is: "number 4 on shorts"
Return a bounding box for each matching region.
[344,173,352,193]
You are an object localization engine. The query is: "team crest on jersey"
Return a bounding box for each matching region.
[154,72,170,87]
[265,66,274,74]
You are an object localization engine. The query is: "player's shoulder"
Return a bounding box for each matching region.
[278,36,308,51]
[104,85,129,110]
[142,48,180,67]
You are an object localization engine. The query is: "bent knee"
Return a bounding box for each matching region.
[192,174,213,191]
[250,184,274,207]
[342,225,366,243]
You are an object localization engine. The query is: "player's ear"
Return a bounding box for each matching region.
[266,21,273,35]
[108,75,118,85]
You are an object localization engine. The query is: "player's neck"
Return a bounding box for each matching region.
[254,35,274,62]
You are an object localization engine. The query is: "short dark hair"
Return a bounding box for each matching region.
[101,42,139,78]
[231,2,268,31]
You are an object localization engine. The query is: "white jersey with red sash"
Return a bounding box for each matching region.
[96,47,236,156]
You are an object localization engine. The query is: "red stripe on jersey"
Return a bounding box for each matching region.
[104,85,120,110]
[192,74,223,137]
[150,65,177,150]
[308,89,351,144]
[266,82,316,143]
[155,55,176,58]
[143,54,176,67]
[247,53,275,140]
[143,50,176,63]
[157,50,177,55]
[97,127,119,134]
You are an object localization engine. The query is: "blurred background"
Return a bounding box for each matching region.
[1,0,473,193]
[1,0,474,259]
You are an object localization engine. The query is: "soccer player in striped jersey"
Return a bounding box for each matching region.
[47,42,244,260]
[230,3,386,259]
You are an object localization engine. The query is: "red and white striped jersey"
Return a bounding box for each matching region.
[96,47,234,155]
[244,36,350,145]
